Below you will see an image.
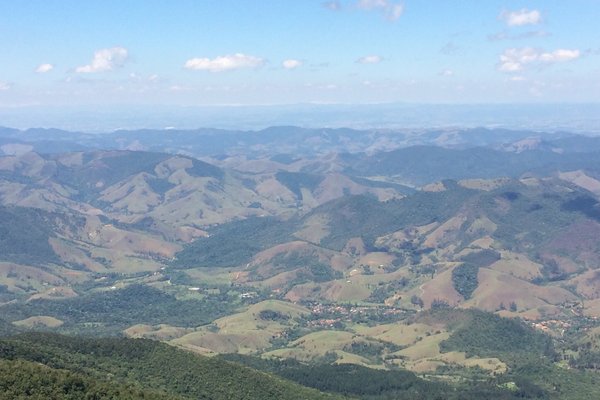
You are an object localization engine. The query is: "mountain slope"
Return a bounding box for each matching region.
[343,146,600,186]
[0,332,344,400]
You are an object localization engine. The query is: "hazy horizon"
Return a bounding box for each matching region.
[1,102,600,133]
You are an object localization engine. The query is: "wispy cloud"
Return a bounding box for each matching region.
[184,53,264,72]
[323,1,404,21]
[498,47,580,72]
[508,76,526,82]
[440,41,461,55]
[35,63,54,73]
[282,59,302,69]
[357,0,404,21]
[439,69,454,77]
[356,55,383,64]
[488,30,550,41]
[76,47,129,73]
[0,82,10,91]
[308,83,338,90]
[500,8,542,27]
[129,72,160,83]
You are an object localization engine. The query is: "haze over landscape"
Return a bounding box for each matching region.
[1,1,600,400]
[1,1,599,130]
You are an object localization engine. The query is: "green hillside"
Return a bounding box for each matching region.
[53,151,172,197]
[309,183,474,250]
[275,171,324,199]
[0,206,61,265]
[173,216,294,268]
[0,359,178,400]
[0,333,342,400]
[220,353,551,400]
[2,284,237,335]
[344,146,600,186]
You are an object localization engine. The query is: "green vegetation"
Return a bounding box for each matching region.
[185,157,224,179]
[0,206,60,265]
[438,309,554,362]
[509,361,600,400]
[0,333,341,400]
[258,310,291,322]
[241,359,449,399]
[0,359,177,400]
[459,249,501,267]
[55,151,172,199]
[368,278,409,303]
[311,185,474,250]
[1,285,236,335]
[561,195,600,221]
[0,319,19,337]
[146,177,176,195]
[570,351,600,370]
[275,171,324,199]
[173,216,294,268]
[349,176,415,194]
[301,263,342,283]
[254,250,342,283]
[480,183,580,251]
[220,354,546,399]
[98,151,171,178]
[269,154,298,165]
[451,263,479,300]
[346,145,600,186]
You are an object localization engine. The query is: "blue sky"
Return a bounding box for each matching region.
[0,0,598,107]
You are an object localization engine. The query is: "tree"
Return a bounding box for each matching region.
[431,299,450,310]
[411,295,424,308]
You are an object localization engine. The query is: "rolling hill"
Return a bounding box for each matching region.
[2,128,600,398]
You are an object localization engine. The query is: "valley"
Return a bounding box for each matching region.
[2,126,600,398]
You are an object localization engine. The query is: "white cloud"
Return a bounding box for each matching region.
[387,3,404,20]
[357,0,386,8]
[439,69,454,76]
[357,0,404,21]
[0,82,10,91]
[498,47,537,72]
[356,55,383,64]
[498,47,581,72]
[500,8,542,27]
[509,76,526,82]
[184,53,264,72]
[539,49,580,63]
[35,63,54,73]
[282,59,302,69]
[76,47,129,73]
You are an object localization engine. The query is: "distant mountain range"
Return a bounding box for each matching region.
[0,125,592,157]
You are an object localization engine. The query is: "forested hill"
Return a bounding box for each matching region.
[0,332,343,400]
